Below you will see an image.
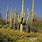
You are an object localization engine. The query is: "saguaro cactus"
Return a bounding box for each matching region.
[20,0,24,32]
[31,0,35,29]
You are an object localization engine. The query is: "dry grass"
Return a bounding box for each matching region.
[0,28,42,42]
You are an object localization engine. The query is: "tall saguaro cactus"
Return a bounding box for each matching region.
[20,0,24,32]
[22,0,24,17]
[31,0,34,21]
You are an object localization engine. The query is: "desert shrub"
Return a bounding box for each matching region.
[0,28,42,42]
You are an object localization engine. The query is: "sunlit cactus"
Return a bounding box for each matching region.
[32,0,35,21]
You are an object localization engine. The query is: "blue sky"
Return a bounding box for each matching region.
[0,0,42,19]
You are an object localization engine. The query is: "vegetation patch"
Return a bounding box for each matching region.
[0,28,42,42]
